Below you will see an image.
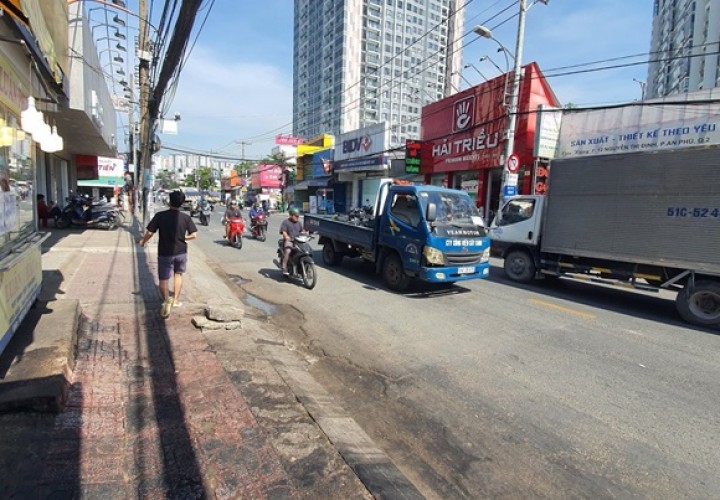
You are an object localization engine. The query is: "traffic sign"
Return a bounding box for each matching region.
[504,186,517,197]
[506,154,520,174]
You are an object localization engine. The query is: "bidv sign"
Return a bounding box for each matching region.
[342,135,372,154]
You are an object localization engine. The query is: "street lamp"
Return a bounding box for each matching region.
[633,78,647,100]
[463,63,488,82]
[473,7,527,210]
[474,0,548,211]
[451,70,473,88]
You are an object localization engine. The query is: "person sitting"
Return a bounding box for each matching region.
[280,207,303,275]
[222,199,244,240]
[249,202,265,219]
[37,194,50,227]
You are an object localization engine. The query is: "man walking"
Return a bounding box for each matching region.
[138,190,197,318]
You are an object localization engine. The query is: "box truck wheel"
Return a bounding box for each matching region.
[504,250,536,283]
[676,280,720,326]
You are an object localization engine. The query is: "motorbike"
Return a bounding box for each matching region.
[250,213,268,241]
[226,216,245,249]
[55,195,118,230]
[275,234,317,289]
[199,204,212,226]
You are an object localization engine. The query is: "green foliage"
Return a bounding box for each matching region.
[197,167,215,190]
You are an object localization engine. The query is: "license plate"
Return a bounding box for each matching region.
[457,266,475,274]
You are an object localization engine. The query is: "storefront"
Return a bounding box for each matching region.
[334,122,390,211]
[420,62,560,218]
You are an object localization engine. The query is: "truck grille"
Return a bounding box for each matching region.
[446,251,484,266]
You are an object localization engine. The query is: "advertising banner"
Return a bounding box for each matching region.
[78,156,124,187]
[556,89,720,158]
[251,164,282,189]
[0,245,41,355]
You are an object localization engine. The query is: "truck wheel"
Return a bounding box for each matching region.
[676,280,720,326]
[322,244,343,266]
[504,250,536,283]
[382,253,410,291]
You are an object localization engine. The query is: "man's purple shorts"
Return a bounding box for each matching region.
[157,254,188,280]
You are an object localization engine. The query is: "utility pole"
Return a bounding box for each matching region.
[498,0,527,211]
[128,73,138,206]
[138,0,151,222]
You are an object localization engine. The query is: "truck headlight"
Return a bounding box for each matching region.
[481,247,490,263]
[423,246,445,265]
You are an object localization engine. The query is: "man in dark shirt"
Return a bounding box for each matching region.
[279,207,303,275]
[138,190,197,318]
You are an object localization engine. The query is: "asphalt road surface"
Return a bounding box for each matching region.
[189,206,720,498]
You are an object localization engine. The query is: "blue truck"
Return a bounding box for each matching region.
[303,180,490,290]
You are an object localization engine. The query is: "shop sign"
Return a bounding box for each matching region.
[275,134,304,146]
[335,122,389,162]
[556,88,720,158]
[405,140,422,174]
[78,156,124,187]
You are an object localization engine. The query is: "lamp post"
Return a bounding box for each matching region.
[463,63,488,82]
[633,78,647,100]
[474,0,529,211]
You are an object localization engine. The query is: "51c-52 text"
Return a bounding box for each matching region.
[667,207,720,218]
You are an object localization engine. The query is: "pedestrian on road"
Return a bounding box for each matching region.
[279,207,303,275]
[138,190,198,318]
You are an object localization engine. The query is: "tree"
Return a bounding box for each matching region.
[197,167,215,190]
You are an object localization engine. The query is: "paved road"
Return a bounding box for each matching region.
[192,208,720,498]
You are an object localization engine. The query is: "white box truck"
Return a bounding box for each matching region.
[490,147,720,327]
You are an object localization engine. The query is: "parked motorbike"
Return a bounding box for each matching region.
[199,204,212,226]
[55,195,118,230]
[250,213,268,241]
[275,234,317,289]
[226,216,245,249]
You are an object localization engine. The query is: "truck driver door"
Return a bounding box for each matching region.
[490,197,542,246]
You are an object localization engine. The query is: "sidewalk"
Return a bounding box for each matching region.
[0,215,369,498]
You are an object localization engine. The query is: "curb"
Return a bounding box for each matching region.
[0,299,81,412]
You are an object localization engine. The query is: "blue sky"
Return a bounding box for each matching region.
[132,0,654,160]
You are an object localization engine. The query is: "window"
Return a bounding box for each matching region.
[0,107,35,257]
[390,193,420,226]
[499,199,536,226]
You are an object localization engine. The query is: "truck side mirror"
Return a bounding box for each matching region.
[426,202,437,222]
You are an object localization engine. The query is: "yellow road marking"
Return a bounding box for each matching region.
[529,299,596,320]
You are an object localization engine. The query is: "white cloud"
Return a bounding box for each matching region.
[159,45,292,157]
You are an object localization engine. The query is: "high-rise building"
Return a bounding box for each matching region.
[293,0,465,147]
[647,0,720,98]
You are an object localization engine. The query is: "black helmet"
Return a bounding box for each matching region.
[288,207,300,216]
[229,199,238,206]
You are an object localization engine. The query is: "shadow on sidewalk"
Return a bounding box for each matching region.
[126,219,206,496]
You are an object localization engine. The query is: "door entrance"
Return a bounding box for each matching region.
[486,169,502,223]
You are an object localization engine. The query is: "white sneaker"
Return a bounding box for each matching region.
[161,297,173,318]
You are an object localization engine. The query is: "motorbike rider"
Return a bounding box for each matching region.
[280,207,303,275]
[249,202,265,229]
[222,199,244,240]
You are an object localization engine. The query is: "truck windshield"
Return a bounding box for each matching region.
[418,190,486,230]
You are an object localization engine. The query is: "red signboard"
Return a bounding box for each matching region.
[420,62,560,174]
[275,134,305,146]
[251,164,282,188]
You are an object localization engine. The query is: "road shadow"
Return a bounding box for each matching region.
[485,262,720,335]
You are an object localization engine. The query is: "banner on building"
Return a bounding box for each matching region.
[556,89,720,158]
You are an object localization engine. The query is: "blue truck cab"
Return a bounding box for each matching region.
[304,180,490,290]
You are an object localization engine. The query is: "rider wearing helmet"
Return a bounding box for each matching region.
[249,202,265,219]
[279,207,303,275]
[222,199,243,240]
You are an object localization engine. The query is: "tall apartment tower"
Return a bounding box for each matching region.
[293,0,465,147]
[647,0,720,98]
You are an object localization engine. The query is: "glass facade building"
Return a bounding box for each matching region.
[293,0,465,149]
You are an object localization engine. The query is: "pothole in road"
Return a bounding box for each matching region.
[243,293,278,316]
